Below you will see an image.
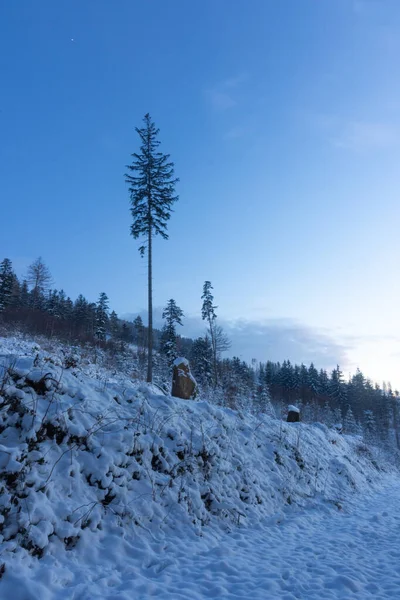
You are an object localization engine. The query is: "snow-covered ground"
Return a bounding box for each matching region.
[5,479,397,600]
[0,335,399,599]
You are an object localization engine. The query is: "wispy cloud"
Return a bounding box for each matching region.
[205,90,237,110]
[222,318,350,369]
[220,74,248,89]
[204,74,247,111]
[311,113,399,152]
[333,121,399,151]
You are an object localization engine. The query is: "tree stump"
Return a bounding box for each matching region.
[287,405,300,422]
[171,358,197,400]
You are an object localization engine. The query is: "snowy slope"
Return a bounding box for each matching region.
[0,336,398,599]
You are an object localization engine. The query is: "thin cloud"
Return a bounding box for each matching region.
[222,318,350,370]
[204,73,247,111]
[220,74,248,89]
[205,90,237,110]
[333,121,399,151]
[311,113,399,152]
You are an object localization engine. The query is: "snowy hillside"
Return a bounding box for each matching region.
[0,336,398,599]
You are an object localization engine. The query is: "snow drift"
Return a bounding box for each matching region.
[0,336,396,598]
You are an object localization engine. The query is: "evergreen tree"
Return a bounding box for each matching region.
[265,361,278,396]
[347,368,366,417]
[308,363,320,399]
[329,365,347,408]
[125,113,179,383]
[19,280,29,308]
[86,302,97,337]
[64,297,74,322]
[73,294,89,335]
[298,363,309,393]
[9,273,21,308]
[160,299,184,365]
[363,409,377,445]
[333,406,343,428]
[95,292,109,341]
[109,311,120,339]
[293,364,301,396]
[0,258,15,312]
[57,290,67,319]
[323,401,335,427]
[46,290,60,317]
[190,336,213,386]
[133,316,145,348]
[254,384,275,417]
[121,322,133,343]
[201,281,218,385]
[374,387,392,444]
[319,369,330,398]
[279,360,296,398]
[222,357,255,410]
[343,405,359,434]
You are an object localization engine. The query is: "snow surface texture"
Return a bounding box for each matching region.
[0,336,399,599]
[173,356,189,367]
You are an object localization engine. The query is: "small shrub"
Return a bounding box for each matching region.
[64,354,79,369]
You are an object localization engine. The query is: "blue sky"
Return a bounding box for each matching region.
[1,0,400,385]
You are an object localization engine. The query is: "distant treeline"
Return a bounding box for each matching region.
[1,256,399,450]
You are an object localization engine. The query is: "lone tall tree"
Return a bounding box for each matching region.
[126,114,178,382]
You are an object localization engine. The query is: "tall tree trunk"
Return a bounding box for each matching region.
[147,225,153,383]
